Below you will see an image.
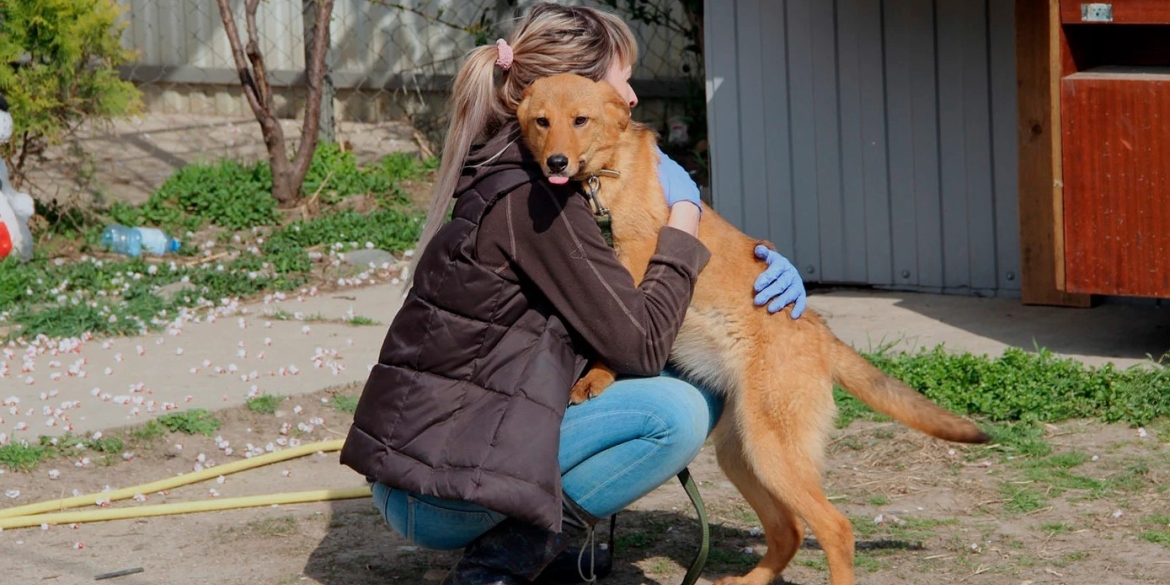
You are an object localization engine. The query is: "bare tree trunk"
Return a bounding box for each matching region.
[216,0,334,207]
[304,0,335,144]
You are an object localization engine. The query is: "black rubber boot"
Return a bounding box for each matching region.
[535,496,614,584]
[440,518,570,585]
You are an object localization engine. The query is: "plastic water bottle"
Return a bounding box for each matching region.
[101,225,143,257]
[101,225,179,257]
[135,227,180,256]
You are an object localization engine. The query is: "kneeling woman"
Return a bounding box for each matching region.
[340,4,807,584]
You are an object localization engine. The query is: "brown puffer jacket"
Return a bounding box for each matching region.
[340,122,709,531]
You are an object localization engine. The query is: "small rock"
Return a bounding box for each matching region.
[158,281,197,301]
[343,249,395,268]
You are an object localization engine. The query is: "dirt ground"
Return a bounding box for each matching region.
[2,382,1167,585]
[5,111,1170,584]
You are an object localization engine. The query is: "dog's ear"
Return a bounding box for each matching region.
[516,86,533,127]
[601,91,631,132]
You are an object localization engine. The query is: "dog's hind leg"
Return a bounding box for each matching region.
[738,377,857,585]
[711,425,804,585]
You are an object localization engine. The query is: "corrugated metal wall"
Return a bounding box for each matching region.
[705,0,1021,297]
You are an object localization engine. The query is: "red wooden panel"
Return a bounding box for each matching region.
[1061,72,1170,297]
[1061,0,1170,24]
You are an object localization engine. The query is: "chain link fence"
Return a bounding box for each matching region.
[23,0,704,207]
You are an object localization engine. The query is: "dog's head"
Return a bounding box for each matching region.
[517,73,631,185]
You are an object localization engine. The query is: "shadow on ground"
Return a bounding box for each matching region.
[303,499,927,585]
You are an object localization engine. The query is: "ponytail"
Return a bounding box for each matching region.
[409,45,504,282]
[405,3,639,286]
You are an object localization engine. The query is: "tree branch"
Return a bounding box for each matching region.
[243,0,276,116]
[292,0,335,179]
[215,0,265,119]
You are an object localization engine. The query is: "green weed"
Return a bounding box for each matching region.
[1000,482,1048,514]
[1038,522,1073,535]
[345,315,380,326]
[0,431,130,471]
[863,346,1170,425]
[331,395,360,414]
[0,442,47,471]
[158,409,222,435]
[1140,514,1170,548]
[247,394,282,415]
[130,420,167,442]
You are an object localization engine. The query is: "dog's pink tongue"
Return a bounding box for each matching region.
[548,176,569,185]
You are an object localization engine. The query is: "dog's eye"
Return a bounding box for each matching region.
[536,117,549,128]
[574,116,588,127]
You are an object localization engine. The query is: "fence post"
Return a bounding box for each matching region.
[303,0,335,143]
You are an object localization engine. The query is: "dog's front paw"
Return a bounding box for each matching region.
[570,365,617,404]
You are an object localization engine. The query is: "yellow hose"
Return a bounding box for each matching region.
[0,486,371,530]
[0,439,364,529]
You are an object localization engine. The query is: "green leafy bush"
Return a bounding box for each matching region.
[0,0,141,185]
[862,346,1170,425]
[129,159,278,232]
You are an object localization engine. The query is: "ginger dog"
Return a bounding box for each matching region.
[517,74,990,585]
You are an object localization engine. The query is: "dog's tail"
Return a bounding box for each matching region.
[829,338,991,444]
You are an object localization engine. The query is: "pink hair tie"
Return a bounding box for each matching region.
[495,39,514,71]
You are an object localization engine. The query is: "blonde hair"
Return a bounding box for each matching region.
[409,2,638,280]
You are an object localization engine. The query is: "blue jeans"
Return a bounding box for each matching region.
[371,373,723,550]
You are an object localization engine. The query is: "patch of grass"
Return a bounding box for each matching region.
[0,442,47,471]
[999,482,1049,514]
[1038,522,1073,535]
[1102,457,1159,494]
[158,409,222,435]
[0,431,132,471]
[3,145,432,342]
[331,395,360,414]
[1139,514,1170,549]
[852,554,886,573]
[867,495,890,506]
[247,394,282,415]
[1018,452,1104,497]
[794,554,828,572]
[982,422,1053,459]
[851,516,957,542]
[863,346,1170,426]
[130,420,167,442]
[646,557,674,575]
[1051,551,1089,567]
[345,315,380,326]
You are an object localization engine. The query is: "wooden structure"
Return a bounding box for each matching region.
[1018,0,1170,305]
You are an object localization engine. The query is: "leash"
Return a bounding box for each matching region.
[583,170,711,585]
[677,468,711,585]
[584,170,619,248]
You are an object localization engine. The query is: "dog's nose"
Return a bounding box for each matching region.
[546,154,569,173]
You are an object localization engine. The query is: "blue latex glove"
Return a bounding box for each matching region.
[657,148,702,214]
[753,245,806,319]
